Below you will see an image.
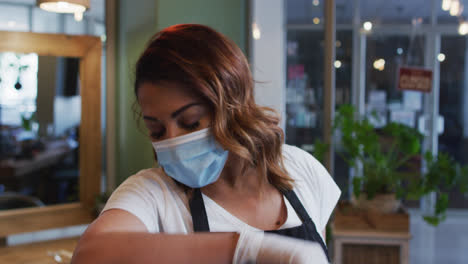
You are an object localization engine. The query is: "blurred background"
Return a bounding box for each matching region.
[0,0,467,263]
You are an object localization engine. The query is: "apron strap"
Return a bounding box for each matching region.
[282,189,312,222]
[189,188,210,232]
[282,189,330,261]
[190,187,330,262]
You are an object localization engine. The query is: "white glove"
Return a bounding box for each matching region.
[232,229,329,264]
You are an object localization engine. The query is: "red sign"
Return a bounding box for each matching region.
[288,64,304,80]
[397,67,433,93]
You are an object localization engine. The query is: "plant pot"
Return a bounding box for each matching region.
[351,193,401,214]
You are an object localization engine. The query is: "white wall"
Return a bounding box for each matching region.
[251,0,286,129]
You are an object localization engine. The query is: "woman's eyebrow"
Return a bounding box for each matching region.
[143,116,159,122]
[171,102,203,118]
[143,102,203,122]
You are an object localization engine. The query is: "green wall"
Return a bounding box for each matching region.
[156,0,247,50]
[115,0,247,185]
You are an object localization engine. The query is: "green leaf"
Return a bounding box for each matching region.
[423,215,445,226]
[435,193,449,215]
[312,140,329,163]
[352,177,362,198]
[332,104,467,227]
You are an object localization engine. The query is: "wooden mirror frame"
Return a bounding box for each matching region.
[0,31,101,236]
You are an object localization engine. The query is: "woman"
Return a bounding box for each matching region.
[72,24,340,264]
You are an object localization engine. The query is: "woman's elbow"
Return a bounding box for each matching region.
[71,233,113,264]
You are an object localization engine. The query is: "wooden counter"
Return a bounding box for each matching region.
[0,237,78,264]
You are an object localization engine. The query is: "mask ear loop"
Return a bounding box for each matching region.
[152,149,160,168]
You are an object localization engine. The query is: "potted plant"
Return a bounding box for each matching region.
[405,151,468,225]
[331,104,468,226]
[94,191,112,216]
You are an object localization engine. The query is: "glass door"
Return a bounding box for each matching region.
[364,33,427,208]
[439,35,468,209]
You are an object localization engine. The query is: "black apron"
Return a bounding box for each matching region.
[189,188,330,262]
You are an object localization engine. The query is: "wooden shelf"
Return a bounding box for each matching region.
[0,203,95,237]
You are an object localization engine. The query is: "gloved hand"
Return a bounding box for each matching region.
[233,229,329,264]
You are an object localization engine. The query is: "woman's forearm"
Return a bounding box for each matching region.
[71,232,239,264]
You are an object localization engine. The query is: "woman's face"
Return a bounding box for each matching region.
[137,81,212,142]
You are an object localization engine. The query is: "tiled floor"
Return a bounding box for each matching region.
[409,209,468,264]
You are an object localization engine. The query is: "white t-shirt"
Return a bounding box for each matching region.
[102,144,341,241]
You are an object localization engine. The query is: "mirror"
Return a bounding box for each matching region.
[0,53,81,210]
[0,31,101,236]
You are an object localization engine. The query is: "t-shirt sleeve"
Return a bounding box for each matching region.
[312,156,341,231]
[285,145,341,232]
[102,173,160,233]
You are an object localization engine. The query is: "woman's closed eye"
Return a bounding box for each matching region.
[150,129,165,140]
[149,121,201,140]
[180,121,200,130]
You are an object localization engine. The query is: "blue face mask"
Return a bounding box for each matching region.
[152,128,229,188]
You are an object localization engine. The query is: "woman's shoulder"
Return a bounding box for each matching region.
[281,143,337,192]
[124,167,172,188]
[121,167,179,189]
[281,144,325,181]
[102,167,190,233]
[281,144,341,232]
[116,167,190,205]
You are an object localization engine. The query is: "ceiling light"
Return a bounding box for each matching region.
[312,0,319,6]
[313,17,320,24]
[74,11,83,21]
[252,23,261,40]
[363,21,373,31]
[336,40,342,47]
[37,0,89,14]
[449,0,462,16]
[397,48,403,55]
[373,58,385,71]
[437,53,446,62]
[334,60,342,69]
[459,22,468,35]
[442,0,452,11]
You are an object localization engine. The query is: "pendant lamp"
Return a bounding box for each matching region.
[37,0,90,21]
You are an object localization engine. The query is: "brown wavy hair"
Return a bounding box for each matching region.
[134,24,293,190]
